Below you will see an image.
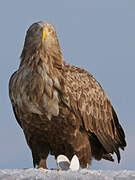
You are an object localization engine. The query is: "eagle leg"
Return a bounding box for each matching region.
[38,159,48,169]
[31,142,50,169]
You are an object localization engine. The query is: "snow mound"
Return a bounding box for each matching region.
[0,169,134,180]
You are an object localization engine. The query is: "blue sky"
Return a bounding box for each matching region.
[0,0,134,170]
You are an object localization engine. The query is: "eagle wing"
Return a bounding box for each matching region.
[62,64,126,162]
[9,71,22,128]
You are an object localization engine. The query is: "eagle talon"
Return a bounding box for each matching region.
[38,167,45,170]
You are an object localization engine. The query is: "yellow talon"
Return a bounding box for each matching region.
[38,167,45,170]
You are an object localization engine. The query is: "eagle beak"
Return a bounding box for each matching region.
[42,27,47,40]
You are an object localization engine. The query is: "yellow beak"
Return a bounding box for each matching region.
[42,27,47,40]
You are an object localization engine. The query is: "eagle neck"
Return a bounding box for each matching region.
[20,43,63,68]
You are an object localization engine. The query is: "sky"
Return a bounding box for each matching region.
[0,0,134,170]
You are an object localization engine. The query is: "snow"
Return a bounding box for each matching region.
[0,169,134,180]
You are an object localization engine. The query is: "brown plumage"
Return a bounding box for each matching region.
[9,21,126,169]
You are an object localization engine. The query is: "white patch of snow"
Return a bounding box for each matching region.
[69,155,80,171]
[57,155,70,170]
[57,154,80,171]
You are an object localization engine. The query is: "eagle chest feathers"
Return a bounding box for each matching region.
[9,21,126,169]
[10,57,62,122]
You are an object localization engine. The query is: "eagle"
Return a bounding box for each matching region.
[9,21,126,169]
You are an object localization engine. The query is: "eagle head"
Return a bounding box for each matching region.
[21,21,62,60]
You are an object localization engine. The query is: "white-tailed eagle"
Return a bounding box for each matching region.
[9,22,126,168]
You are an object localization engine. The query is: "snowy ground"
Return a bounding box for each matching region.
[0,169,134,180]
